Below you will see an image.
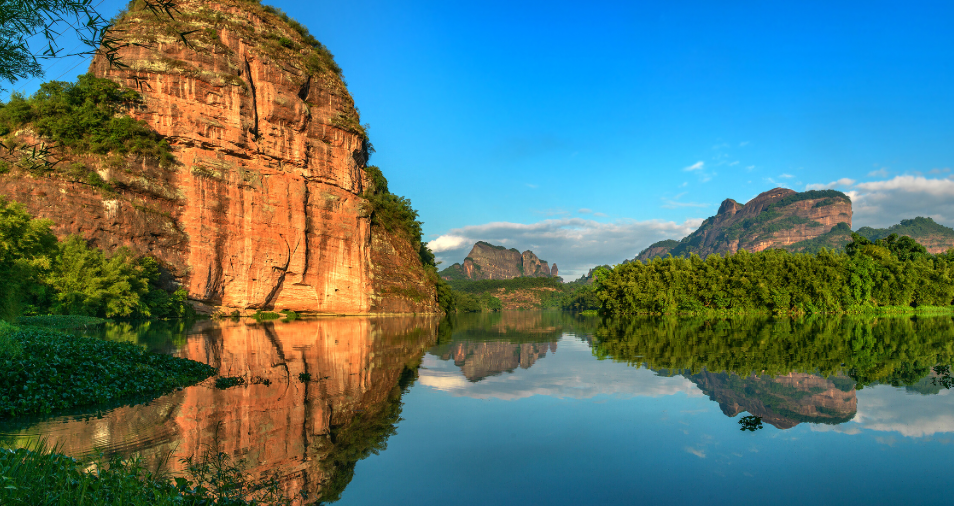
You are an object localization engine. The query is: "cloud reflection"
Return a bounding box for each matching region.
[419,338,701,401]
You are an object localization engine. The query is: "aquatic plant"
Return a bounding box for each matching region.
[0,326,214,417]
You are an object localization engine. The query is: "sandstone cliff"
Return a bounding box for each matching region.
[439,241,558,280]
[0,0,438,314]
[635,188,852,261]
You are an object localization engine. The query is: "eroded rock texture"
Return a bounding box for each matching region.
[0,0,438,313]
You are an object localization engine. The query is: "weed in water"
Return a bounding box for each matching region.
[0,326,214,418]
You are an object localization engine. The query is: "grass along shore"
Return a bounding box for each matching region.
[0,441,296,505]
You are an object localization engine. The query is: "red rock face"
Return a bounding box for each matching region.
[0,0,437,313]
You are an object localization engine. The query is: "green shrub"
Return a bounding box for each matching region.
[361,165,434,269]
[252,311,281,321]
[0,74,174,165]
[0,197,58,322]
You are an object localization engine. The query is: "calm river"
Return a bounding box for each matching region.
[2,312,953,504]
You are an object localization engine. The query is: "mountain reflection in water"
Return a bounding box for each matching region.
[0,316,440,504]
[4,312,954,505]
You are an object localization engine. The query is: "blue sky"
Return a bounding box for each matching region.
[7,0,954,278]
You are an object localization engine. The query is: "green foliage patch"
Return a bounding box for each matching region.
[0,326,214,418]
[0,441,296,505]
[0,74,174,166]
[0,199,192,321]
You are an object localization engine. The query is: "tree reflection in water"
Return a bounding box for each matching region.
[738,415,763,431]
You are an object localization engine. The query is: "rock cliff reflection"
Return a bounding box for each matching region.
[4,316,440,504]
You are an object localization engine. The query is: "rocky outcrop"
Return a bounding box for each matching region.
[0,0,438,313]
[439,241,557,280]
[688,370,857,429]
[635,188,853,261]
[10,316,440,503]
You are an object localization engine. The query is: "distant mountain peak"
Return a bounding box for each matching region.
[636,188,852,261]
[439,242,559,281]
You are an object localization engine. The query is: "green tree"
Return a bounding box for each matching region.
[48,235,151,318]
[0,0,182,90]
[0,197,57,320]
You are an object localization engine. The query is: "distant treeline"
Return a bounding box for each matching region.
[0,198,192,321]
[443,276,601,312]
[597,233,954,315]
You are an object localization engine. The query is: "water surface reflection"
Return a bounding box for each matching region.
[4,312,954,505]
[1,316,440,503]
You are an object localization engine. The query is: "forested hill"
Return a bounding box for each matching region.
[636,188,852,261]
[857,217,954,254]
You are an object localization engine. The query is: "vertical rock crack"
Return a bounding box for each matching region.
[244,56,260,140]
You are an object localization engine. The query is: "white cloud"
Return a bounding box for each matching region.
[851,175,954,227]
[779,173,794,179]
[746,165,755,171]
[868,168,890,178]
[429,234,469,253]
[855,175,954,195]
[929,167,951,175]
[578,208,593,214]
[729,161,740,166]
[811,386,954,438]
[739,141,750,147]
[685,447,706,458]
[804,178,856,191]
[427,217,703,279]
[683,161,705,171]
[662,199,710,209]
